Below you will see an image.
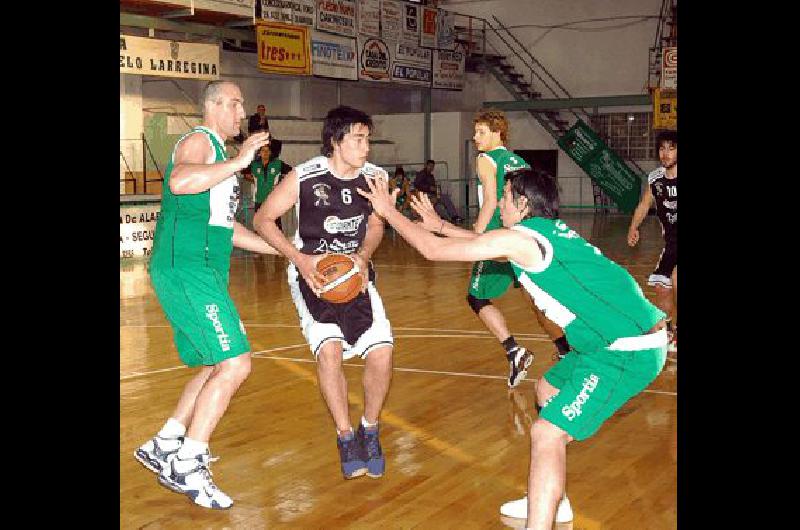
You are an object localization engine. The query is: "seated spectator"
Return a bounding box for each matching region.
[389,166,412,216]
[412,160,463,224]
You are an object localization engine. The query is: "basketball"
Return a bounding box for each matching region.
[317,253,364,304]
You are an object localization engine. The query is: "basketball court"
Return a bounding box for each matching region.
[120,212,677,529]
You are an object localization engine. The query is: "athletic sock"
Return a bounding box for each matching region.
[361,416,378,429]
[502,336,520,360]
[158,417,186,439]
[554,336,571,356]
[177,437,209,459]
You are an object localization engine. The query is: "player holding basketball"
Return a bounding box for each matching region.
[134,81,278,509]
[627,130,677,356]
[470,110,572,387]
[253,106,393,480]
[358,168,667,529]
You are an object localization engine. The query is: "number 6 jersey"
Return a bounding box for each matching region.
[292,156,387,256]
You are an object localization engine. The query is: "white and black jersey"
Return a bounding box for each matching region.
[292,156,387,256]
[647,167,677,243]
[287,156,393,359]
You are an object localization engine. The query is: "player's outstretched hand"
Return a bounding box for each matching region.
[357,175,399,219]
[295,252,327,296]
[410,192,443,233]
[235,131,271,169]
[627,228,639,247]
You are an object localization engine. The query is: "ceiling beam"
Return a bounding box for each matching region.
[120,13,254,42]
[482,94,652,111]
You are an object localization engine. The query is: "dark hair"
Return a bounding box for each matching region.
[321,105,373,157]
[656,130,677,148]
[506,168,560,219]
[269,138,283,160]
[394,165,405,177]
[426,159,435,165]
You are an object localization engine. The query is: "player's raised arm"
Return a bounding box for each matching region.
[359,175,537,266]
[410,192,477,239]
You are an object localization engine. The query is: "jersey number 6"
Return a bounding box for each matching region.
[341,189,352,204]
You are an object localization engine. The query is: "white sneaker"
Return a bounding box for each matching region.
[499,494,573,523]
[133,435,183,474]
[508,347,534,388]
[158,451,233,510]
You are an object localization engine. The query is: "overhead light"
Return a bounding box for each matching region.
[627,114,635,122]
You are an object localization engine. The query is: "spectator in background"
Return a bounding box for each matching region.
[248,104,270,135]
[251,139,292,231]
[389,166,412,216]
[413,160,462,224]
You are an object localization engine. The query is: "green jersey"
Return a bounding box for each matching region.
[251,158,281,203]
[477,146,530,230]
[150,126,238,274]
[509,217,665,353]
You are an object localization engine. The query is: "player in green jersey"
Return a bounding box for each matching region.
[134,81,279,510]
[470,110,572,388]
[358,168,667,530]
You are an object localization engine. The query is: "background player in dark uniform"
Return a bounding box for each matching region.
[254,106,393,480]
[628,130,677,355]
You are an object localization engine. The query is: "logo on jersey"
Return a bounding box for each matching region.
[654,181,663,195]
[315,238,360,254]
[204,304,231,352]
[324,214,365,237]
[666,212,677,224]
[503,156,528,173]
[313,183,331,206]
[561,374,599,421]
[663,199,677,210]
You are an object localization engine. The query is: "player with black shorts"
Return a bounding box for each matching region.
[254,106,393,480]
[628,130,677,355]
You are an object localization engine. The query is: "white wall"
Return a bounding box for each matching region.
[120,74,143,193]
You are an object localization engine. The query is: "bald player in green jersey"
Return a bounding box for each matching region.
[470,110,572,389]
[358,168,667,530]
[134,81,279,510]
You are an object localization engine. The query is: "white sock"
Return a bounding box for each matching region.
[158,418,186,439]
[361,416,378,429]
[176,437,209,459]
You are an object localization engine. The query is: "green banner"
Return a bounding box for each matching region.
[557,119,642,213]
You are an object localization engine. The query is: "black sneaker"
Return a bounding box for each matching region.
[507,347,533,388]
[336,430,367,479]
[356,423,385,478]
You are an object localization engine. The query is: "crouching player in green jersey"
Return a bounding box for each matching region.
[357,168,667,529]
[134,81,280,510]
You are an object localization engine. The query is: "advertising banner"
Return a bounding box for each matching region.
[120,203,161,259]
[557,119,643,214]
[401,2,420,45]
[420,7,438,48]
[391,41,431,86]
[256,20,312,75]
[312,31,358,80]
[357,0,380,37]
[358,36,391,82]
[380,0,403,42]
[653,88,677,130]
[437,9,455,49]
[432,44,465,90]
[316,0,356,37]
[661,46,677,89]
[120,34,220,80]
[260,0,314,26]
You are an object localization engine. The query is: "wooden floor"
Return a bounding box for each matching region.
[120,213,677,529]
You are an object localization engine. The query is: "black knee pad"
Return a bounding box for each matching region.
[466,293,492,314]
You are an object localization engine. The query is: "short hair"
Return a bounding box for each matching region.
[269,138,283,160]
[656,130,677,148]
[426,159,435,166]
[474,109,509,144]
[202,81,234,108]
[394,165,405,177]
[321,106,373,157]
[257,104,266,110]
[506,168,560,220]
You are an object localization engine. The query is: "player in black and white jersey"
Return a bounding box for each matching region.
[254,106,393,480]
[628,130,677,356]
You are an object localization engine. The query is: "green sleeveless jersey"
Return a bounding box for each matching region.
[251,158,281,202]
[477,146,530,230]
[509,217,665,353]
[150,126,238,274]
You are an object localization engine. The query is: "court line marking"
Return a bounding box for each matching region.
[120,343,677,396]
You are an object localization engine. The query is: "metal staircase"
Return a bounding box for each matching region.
[458,14,651,212]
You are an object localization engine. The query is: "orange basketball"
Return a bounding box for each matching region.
[317,253,364,304]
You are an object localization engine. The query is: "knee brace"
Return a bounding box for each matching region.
[466,293,492,314]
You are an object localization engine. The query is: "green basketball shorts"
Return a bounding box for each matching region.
[149,266,250,367]
[468,259,516,299]
[540,329,668,441]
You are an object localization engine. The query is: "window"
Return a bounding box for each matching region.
[590,112,659,161]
